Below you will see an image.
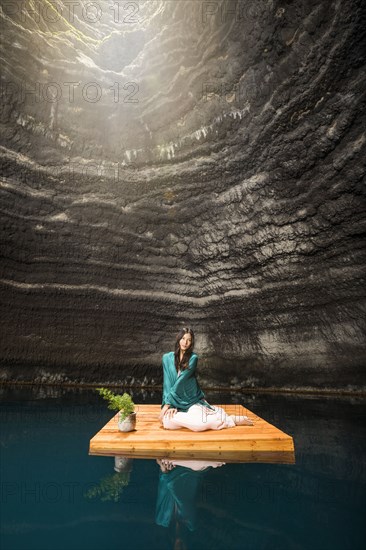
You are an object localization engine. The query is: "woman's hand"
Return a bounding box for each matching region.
[159,404,177,423]
[159,404,170,423]
[156,458,176,473]
[164,407,178,420]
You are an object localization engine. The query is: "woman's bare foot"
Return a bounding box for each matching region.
[230,415,254,426]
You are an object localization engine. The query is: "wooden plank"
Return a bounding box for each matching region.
[89,404,295,464]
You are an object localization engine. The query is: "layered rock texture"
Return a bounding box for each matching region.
[0,0,365,390]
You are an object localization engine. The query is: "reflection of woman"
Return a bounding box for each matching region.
[155,459,224,533]
[159,327,253,431]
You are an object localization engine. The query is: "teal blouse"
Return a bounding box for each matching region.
[161,352,213,412]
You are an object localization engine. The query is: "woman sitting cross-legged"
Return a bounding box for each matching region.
[159,327,254,432]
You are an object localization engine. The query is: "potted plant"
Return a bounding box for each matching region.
[96,387,136,432]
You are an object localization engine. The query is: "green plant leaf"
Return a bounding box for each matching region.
[96,387,135,419]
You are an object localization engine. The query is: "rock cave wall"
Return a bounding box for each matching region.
[0,0,365,390]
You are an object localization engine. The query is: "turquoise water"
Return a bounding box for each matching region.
[0,386,365,550]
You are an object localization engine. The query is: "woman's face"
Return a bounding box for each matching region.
[179,332,192,352]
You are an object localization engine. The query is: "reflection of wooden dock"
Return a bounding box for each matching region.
[89,404,295,464]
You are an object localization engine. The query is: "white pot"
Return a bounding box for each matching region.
[118,412,136,432]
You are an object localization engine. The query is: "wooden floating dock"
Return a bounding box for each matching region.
[89,404,295,464]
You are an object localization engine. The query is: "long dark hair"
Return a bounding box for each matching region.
[174,327,195,372]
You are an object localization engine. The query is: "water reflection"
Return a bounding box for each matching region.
[89,455,226,532]
[155,459,225,532]
[84,456,133,502]
[87,456,228,549]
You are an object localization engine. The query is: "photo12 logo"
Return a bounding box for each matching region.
[1,80,139,104]
[201,1,248,24]
[2,1,140,25]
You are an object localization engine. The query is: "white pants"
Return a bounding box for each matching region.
[162,403,236,432]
